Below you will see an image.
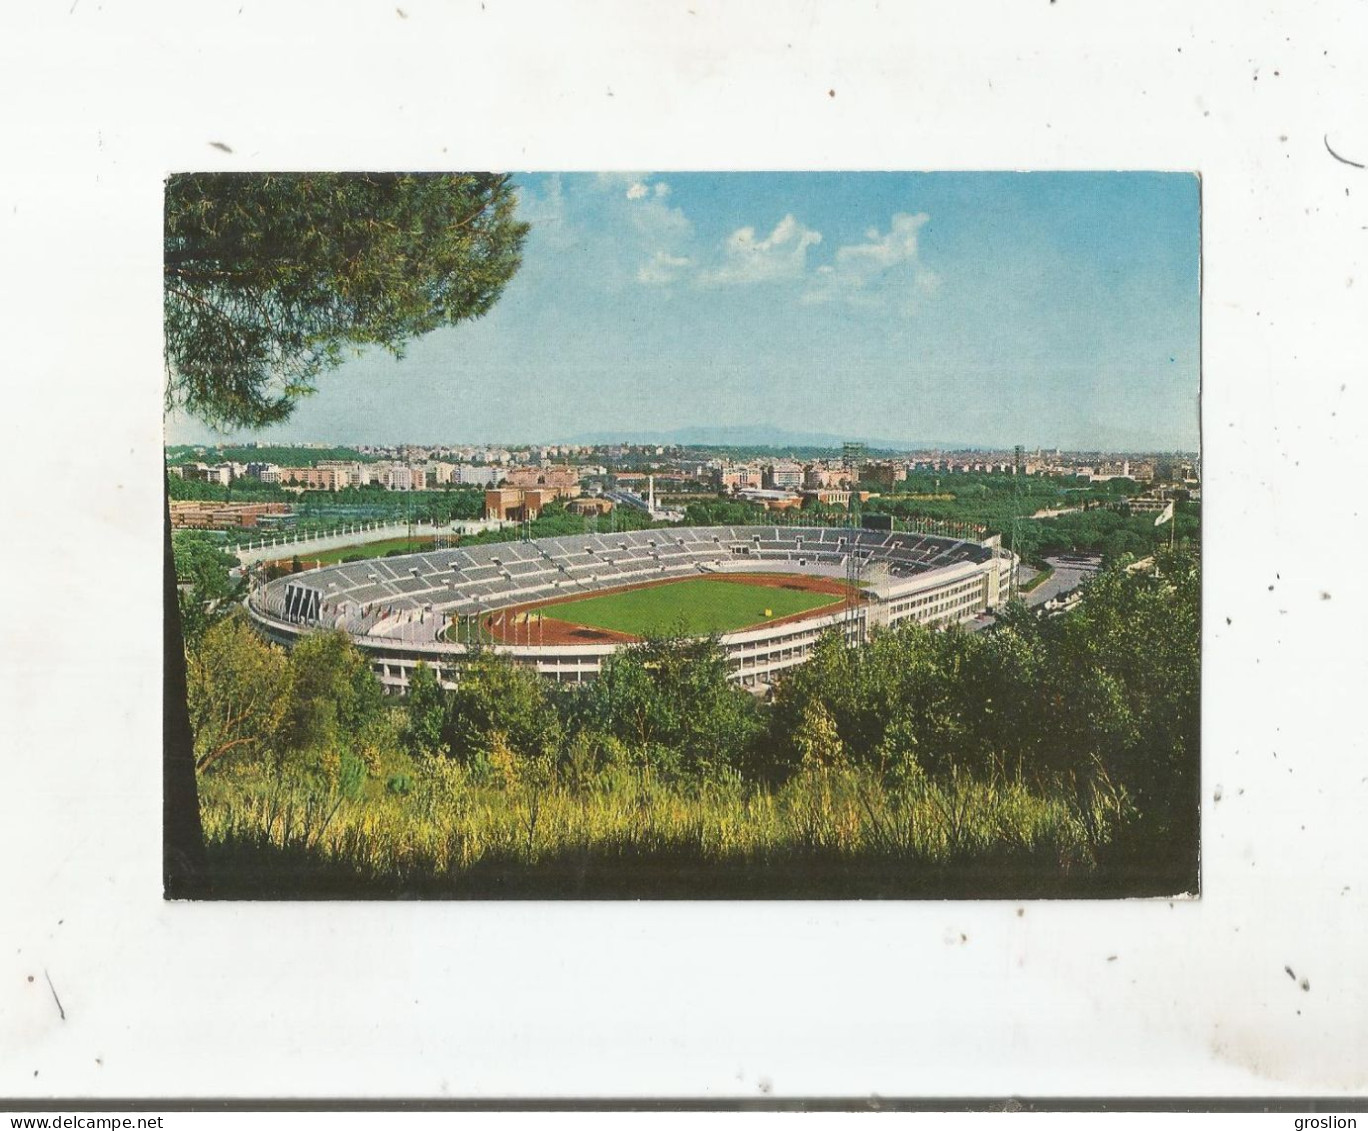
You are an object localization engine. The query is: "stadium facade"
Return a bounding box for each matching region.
[246,526,1015,693]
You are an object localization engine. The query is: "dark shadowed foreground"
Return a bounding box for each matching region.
[198,835,1186,901]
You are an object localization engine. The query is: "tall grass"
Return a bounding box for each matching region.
[196,756,1126,899]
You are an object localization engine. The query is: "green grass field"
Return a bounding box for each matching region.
[303,536,434,566]
[544,577,843,638]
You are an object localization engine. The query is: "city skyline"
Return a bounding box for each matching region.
[165,171,1201,452]
[168,436,1197,458]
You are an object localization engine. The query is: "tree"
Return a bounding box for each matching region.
[172,531,245,649]
[793,699,844,770]
[1061,551,1201,886]
[164,173,529,428]
[580,636,762,780]
[403,661,449,757]
[279,630,392,766]
[163,172,528,894]
[445,651,562,774]
[186,615,291,773]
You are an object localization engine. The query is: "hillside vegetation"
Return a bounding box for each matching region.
[185,549,1199,898]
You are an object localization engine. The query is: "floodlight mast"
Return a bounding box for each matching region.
[845,486,865,645]
[1009,443,1025,601]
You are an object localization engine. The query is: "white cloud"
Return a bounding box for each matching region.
[524,180,934,311]
[637,251,692,285]
[626,177,670,202]
[518,174,695,294]
[622,182,693,285]
[699,214,823,286]
[624,178,669,201]
[803,211,937,312]
[628,194,692,242]
[834,211,928,274]
[515,173,581,252]
[594,171,651,189]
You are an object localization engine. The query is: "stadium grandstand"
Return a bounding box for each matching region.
[246,526,1015,694]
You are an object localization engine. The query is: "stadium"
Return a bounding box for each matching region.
[246,525,1016,694]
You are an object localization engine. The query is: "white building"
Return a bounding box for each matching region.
[456,465,504,487]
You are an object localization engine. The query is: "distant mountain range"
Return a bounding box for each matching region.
[565,424,975,451]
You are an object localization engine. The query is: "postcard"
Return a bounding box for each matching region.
[164,171,1201,901]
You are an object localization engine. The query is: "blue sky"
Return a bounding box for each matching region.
[165,171,1200,452]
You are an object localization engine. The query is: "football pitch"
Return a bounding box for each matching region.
[543,576,845,638]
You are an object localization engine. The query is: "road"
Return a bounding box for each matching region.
[964,554,1101,632]
[1023,555,1102,607]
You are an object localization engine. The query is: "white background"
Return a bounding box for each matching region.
[2,0,1367,1102]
